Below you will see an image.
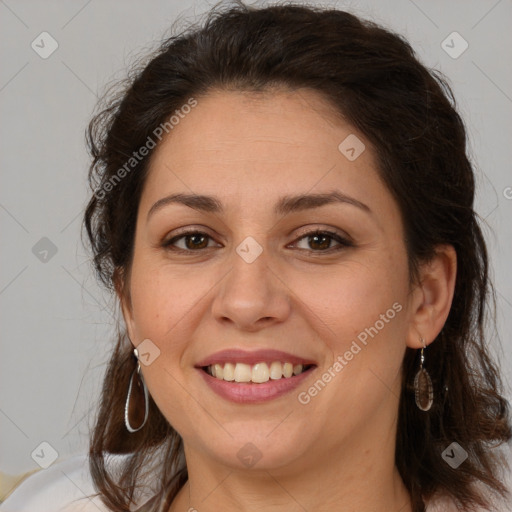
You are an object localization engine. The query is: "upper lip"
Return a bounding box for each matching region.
[195,349,317,368]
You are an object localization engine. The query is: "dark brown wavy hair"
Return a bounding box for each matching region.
[83,1,512,511]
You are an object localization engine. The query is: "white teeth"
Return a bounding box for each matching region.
[223,362,235,381]
[251,363,270,383]
[207,361,309,383]
[214,364,224,379]
[283,362,293,378]
[234,363,252,382]
[269,361,282,380]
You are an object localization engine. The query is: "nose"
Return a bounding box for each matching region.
[210,239,292,332]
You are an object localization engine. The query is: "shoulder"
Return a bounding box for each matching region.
[0,453,121,512]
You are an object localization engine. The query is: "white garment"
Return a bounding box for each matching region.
[0,454,110,512]
[2,448,511,512]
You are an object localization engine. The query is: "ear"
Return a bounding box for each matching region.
[406,244,457,349]
[114,267,136,345]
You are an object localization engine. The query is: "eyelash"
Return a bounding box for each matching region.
[162,228,353,254]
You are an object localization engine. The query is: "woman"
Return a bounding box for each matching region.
[2,1,511,511]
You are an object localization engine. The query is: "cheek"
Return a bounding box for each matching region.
[126,263,206,418]
[309,251,409,404]
[129,228,195,307]
[127,256,192,345]
[304,251,408,344]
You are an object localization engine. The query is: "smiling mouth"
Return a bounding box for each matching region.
[202,361,316,383]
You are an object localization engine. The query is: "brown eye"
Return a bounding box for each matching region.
[291,230,353,253]
[163,231,216,251]
[162,228,353,254]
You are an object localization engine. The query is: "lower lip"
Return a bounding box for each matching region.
[197,367,316,404]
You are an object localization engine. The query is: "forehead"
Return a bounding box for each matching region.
[139,88,395,225]
[156,87,353,158]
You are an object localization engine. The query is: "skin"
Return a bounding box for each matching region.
[118,88,457,512]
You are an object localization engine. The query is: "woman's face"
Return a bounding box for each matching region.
[121,88,420,473]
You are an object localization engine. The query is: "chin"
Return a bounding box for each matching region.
[204,428,313,471]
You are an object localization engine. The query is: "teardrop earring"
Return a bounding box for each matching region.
[414,336,434,411]
[124,348,149,433]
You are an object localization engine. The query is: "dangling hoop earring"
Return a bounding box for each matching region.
[414,336,434,411]
[124,348,149,433]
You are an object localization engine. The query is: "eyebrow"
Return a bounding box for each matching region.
[146,190,371,222]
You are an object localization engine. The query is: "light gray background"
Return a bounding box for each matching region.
[1,0,511,479]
